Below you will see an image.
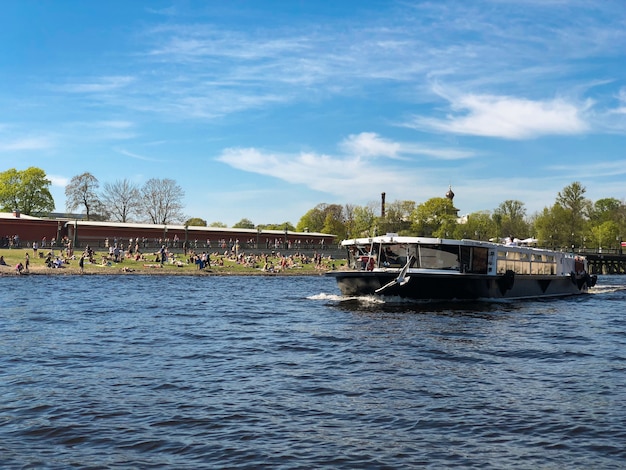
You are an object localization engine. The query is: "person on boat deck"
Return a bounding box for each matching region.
[505,235,518,246]
[383,247,399,264]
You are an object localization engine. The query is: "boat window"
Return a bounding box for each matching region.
[416,245,459,270]
[471,247,489,274]
[379,244,407,267]
[496,249,558,275]
[347,244,375,269]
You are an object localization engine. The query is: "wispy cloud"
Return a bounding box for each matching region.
[0,136,55,151]
[55,76,135,93]
[610,87,626,115]
[217,147,416,200]
[96,120,134,129]
[339,132,474,160]
[409,91,592,139]
[216,132,474,201]
[339,133,401,159]
[36,1,624,132]
[548,159,626,179]
[145,6,178,16]
[115,148,164,162]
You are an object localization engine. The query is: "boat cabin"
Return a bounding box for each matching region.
[342,235,583,277]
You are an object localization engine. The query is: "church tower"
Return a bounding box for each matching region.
[445,185,459,217]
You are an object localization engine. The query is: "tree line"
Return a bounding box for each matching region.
[0,169,187,225]
[2,168,625,250]
[296,182,626,251]
[0,168,293,230]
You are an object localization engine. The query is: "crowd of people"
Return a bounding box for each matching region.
[3,233,337,274]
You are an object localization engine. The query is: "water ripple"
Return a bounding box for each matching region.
[1,274,625,468]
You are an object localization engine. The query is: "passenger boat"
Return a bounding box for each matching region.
[327,234,597,300]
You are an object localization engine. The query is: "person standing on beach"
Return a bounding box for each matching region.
[159,245,166,266]
[24,252,30,273]
[79,254,85,274]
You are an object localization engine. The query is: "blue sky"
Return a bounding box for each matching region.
[1,0,625,226]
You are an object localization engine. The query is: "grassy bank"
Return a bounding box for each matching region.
[0,247,346,276]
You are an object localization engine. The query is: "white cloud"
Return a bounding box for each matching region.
[146,6,178,16]
[410,92,592,139]
[547,159,626,179]
[216,131,479,205]
[48,174,69,187]
[115,148,163,162]
[56,76,135,93]
[611,88,626,115]
[217,147,416,200]
[339,132,401,158]
[0,136,55,151]
[339,132,474,160]
[96,120,134,129]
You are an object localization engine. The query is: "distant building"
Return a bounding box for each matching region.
[0,212,335,250]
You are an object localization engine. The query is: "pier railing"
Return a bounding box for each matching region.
[577,250,626,275]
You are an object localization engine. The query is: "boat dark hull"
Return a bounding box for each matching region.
[327,271,593,300]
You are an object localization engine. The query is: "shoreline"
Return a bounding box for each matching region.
[0,247,343,277]
[0,264,330,277]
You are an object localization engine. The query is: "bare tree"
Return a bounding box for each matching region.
[101,179,141,222]
[65,172,104,220]
[140,178,185,224]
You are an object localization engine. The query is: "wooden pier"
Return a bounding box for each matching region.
[579,250,626,275]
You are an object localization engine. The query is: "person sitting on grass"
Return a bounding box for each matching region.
[0,255,7,266]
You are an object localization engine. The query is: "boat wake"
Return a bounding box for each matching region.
[308,292,434,305]
[308,293,387,304]
[589,284,626,295]
[307,292,345,301]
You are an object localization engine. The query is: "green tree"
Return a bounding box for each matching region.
[322,212,345,240]
[65,172,105,220]
[410,197,458,237]
[296,205,325,233]
[590,221,620,250]
[555,181,591,247]
[454,211,495,241]
[233,218,255,229]
[321,206,345,237]
[296,203,344,234]
[209,221,227,227]
[533,204,570,249]
[185,217,207,226]
[350,204,377,237]
[588,197,626,234]
[379,200,415,235]
[259,222,296,231]
[0,167,55,215]
[493,200,529,239]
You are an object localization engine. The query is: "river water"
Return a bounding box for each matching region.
[1,274,625,469]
